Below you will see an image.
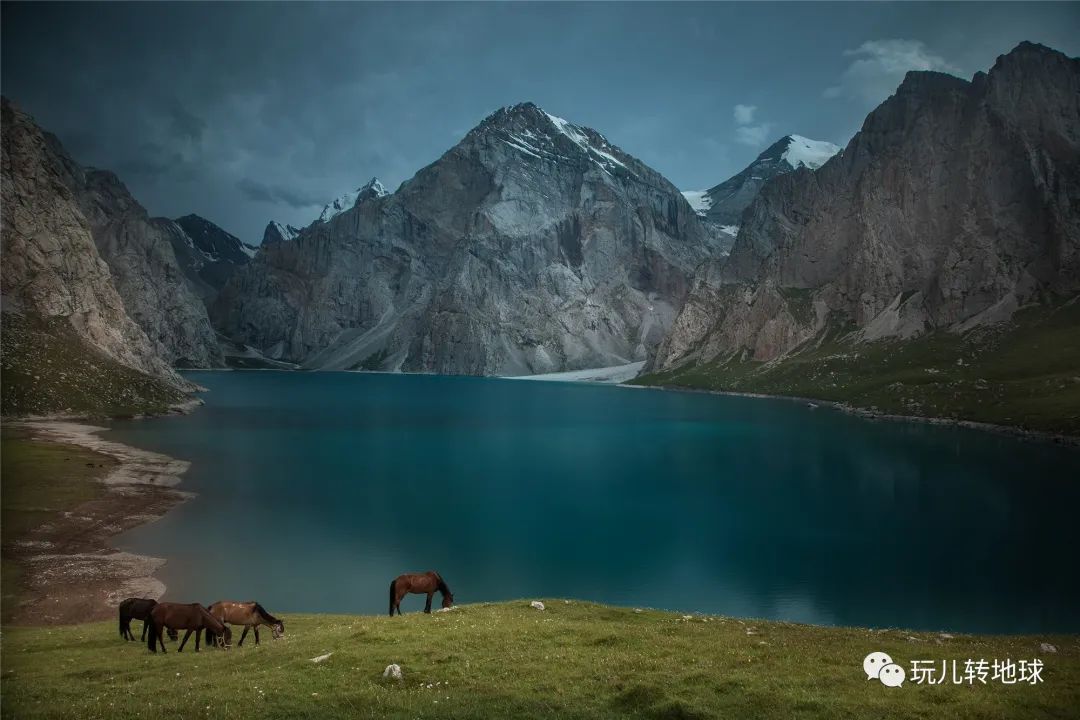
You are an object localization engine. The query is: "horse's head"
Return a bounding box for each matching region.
[270,620,285,639]
[217,626,233,649]
[441,592,454,609]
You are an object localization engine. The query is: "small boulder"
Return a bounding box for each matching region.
[383,663,403,680]
[310,652,332,663]
[1040,643,1058,654]
[530,601,545,611]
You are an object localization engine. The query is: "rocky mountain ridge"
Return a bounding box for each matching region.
[212,102,717,374]
[652,42,1080,374]
[1,98,193,407]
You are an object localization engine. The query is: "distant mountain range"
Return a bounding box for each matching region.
[2,41,1077,431]
[682,134,841,255]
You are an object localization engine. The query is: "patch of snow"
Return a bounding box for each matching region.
[317,178,389,223]
[240,243,258,259]
[270,221,299,242]
[543,111,628,174]
[719,225,739,237]
[682,190,712,215]
[318,190,361,223]
[782,135,841,170]
[504,361,645,384]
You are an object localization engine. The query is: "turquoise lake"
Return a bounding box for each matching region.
[108,371,1080,633]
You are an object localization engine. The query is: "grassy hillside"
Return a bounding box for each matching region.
[1,605,1077,719]
[1,312,187,418]
[636,301,1080,436]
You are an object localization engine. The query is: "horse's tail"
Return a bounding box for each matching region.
[147,616,158,653]
[389,579,396,616]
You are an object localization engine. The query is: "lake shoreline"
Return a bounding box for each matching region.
[4,418,194,625]
[624,382,1080,447]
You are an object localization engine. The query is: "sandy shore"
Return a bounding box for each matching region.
[4,421,193,625]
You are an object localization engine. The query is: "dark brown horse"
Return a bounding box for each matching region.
[147,602,231,653]
[118,598,177,642]
[205,601,284,647]
[389,571,453,616]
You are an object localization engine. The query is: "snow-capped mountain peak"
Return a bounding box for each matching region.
[781,135,841,170]
[317,177,390,224]
[474,102,634,178]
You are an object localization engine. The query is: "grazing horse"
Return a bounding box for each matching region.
[118,598,177,642]
[389,571,453,616]
[205,601,284,647]
[147,602,231,653]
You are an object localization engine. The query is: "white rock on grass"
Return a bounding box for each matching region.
[310,653,332,663]
[530,601,545,611]
[1040,643,1058,654]
[383,664,403,680]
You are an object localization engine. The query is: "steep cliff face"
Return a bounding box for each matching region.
[171,214,257,304]
[214,103,716,374]
[654,43,1080,372]
[1,98,190,406]
[42,146,224,368]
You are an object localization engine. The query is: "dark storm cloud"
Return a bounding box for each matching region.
[168,103,207,143]
[3,2,1078,241]
[236,178,324,210]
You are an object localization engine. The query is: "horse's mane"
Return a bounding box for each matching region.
[434,572,451,596]
[199,605,226,631]
[254,602,280,624]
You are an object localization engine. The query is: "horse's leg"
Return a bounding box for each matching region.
[254,626,260,646]
[178,629,192,652]
[140,620,148,642]
[158,626,168,653]
[238,626,250,647]
[424,592,433,613]
[195,628,201,652]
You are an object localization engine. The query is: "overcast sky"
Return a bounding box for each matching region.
[3,2,1078,241]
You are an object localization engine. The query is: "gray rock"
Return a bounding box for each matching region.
[42,132,223,368]
[214,103,718,374]
[1,98,188,387]
[654,42,1080,372]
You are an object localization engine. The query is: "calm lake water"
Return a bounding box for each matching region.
[108,371,1080,633]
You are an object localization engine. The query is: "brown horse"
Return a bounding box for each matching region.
[118,598,177,642]
[204,601,284,647]
[147,602,231,653]
[389,571,453,616]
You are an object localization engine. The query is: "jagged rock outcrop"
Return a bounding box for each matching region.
[653,42,1080,371]
[682,135,840,255]
[171,214,257,303]
[43,143,224,368]
[0,98,189,392]
[262,221,300,246]
[213,103,717,373]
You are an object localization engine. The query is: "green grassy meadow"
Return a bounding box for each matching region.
[1,605,1077,719]
[635,301,1080,436]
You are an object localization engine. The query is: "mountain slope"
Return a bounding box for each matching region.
[39,132,224,368]
[171,214,257,303]
[646,42,1080,433]
[682,134,841,245]
[1,98,191,414]
[213,102,717,374]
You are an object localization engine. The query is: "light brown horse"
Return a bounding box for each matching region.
[147,602,231,653]
[204,601,284,647]
[389,571,453,616]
